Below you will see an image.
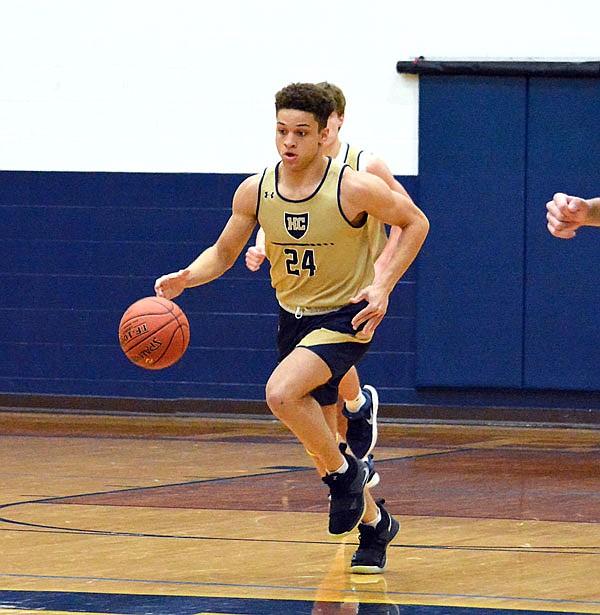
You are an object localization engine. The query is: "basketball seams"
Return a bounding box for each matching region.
[137,323,185,370]
[119,296,174,329]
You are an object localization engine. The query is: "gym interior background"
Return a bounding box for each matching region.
[1,1,598,424]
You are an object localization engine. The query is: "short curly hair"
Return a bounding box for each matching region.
[275,83,335,130]
[316,82,346,116]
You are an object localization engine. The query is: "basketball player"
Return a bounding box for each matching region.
[546,192,600,238]
[246,82,416,466]
[155,83,429,573]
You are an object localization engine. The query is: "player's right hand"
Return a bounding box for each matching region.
[245,245,266,272]
[546,193,590,239]
[154,269,191,300]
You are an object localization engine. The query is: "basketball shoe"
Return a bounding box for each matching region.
[365,454,380,489]
[351,499,399,574]
[342,385,379,460]
[322,444,370,536]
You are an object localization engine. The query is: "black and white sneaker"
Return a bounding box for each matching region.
[365,454,380,489]
[351,499,399,574]
[343,385,379,460]
[322,444,370,536]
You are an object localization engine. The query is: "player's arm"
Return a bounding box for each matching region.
[345,170,428,289]
[341,170,429,336]
[365,155,413,278]
[155,175,259,299]
[366,156,412,199]
[587,199,600,226]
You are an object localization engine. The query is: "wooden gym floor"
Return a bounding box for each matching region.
[0,410,598,615]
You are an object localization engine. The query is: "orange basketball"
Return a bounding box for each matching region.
[119,296,190,370]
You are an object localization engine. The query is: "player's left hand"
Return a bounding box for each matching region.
[349,285,389,339]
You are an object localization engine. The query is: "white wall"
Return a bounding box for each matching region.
[1,0,598,174]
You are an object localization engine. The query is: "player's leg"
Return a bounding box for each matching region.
[307,402,341,476]
[272,355,394,569]
[307,406,378,492]
[339,371,397,573]
[340,367,379,461]
[336,370,357,442]
[323,402,343,443]
[266,347,342,470]
[339,365,361,403]
[265,347,369,536]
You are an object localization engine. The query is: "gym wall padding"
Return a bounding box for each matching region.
[416,74,600,392]
[416,76,527,387]
[0,170,421,404]
[524,78,600,390]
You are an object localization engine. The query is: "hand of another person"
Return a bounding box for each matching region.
[245,245,266,271]
[546,193,590,239]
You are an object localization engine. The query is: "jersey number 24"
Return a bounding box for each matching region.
[284,248,316,276]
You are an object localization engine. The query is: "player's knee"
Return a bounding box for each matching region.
[265,381,282,414]
[265,380,294,417]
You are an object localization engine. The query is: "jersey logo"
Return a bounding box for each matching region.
[284,212,309,240]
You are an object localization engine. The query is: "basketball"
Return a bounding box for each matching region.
[119,296,190,370]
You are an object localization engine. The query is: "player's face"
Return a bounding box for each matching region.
[324,112,344,146]
[276,109,328,169]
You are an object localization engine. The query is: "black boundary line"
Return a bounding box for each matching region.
[0,450,598,552]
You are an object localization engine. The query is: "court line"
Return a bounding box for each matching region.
[0,450,598,539]
[0,522,598,555]
[0,576,599,610]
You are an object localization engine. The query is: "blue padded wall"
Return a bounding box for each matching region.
[1,171,278,401]
[416,76,527,387]
[1,171,419,403]
[525,78,600,390]
[416,75,599,395]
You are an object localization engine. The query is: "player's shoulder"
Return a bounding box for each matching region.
[342,159,383,183]
[232,172,263,210]
[239,169,269,191]
[341,163,386,196]
[363,152,391,175]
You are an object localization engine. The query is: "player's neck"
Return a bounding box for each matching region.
[322,138,342,159]
[278,155,329,199]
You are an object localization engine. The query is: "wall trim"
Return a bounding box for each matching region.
[397,58,600,78]
[0,393,597,429]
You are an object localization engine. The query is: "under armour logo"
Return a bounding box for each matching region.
[264,191,275,199]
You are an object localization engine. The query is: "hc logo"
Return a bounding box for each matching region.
[284,212,309,239]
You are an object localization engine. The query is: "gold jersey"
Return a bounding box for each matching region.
[257,157,375,311]
[336,142,365,170]
[336,143,388,263]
